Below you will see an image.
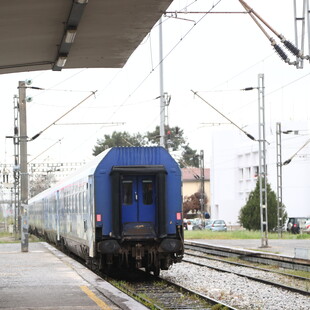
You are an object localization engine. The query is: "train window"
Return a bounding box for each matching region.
[142,180,153,205]
[122,180,133,205]
[75,193,78,213]
[78,192,82,214]
[69,195,72,213]
[83,191,87,213]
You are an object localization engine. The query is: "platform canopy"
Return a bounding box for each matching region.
[0,0,172,74]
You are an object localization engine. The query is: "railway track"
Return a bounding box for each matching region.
[57,240,310,309]
[106,270,237,310]
[183,241,310,295]
[157,241,310,309]
[66,244,236,309]
[183,252,310,296]
[184,240,310,272]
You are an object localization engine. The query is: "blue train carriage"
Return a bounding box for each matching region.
[28,147,184,275]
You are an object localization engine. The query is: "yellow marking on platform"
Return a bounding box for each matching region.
[80,285,112,310]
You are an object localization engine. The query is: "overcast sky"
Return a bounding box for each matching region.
[1,0,309,167]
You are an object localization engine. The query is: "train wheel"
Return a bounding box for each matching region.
[145,265,150,273]
[153,266,160,276]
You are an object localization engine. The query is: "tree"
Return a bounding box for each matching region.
[92,126,200,167]
[238,179,287,231]
[183,192,208,216]
[93,131,145,156]
[180,144,200,168]
[145,126,185,150]
[29,174,56,198]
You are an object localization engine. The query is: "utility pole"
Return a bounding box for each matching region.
[293,0,310,68]
[258,73,268,248]
[159,17,165,148]
[276,122,283,238]
[199,150,205,214]
[19,81,29,252]
[158,17,172,150]
[13,95,20,239]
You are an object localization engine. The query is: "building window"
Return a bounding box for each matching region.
[253,166,259,178]
[245,167,251,179]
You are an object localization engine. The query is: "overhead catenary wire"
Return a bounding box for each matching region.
[283,137,310,165]
[54,122,125,126]
[30,91,97,141]
[191,90,256,141]
[70,0,225,155]
[28,138,63,164]
[210,70,310,119]
[105,0,224,121]
[28,1,224,159]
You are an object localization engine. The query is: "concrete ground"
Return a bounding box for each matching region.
[0,242,148,310]
[189,238,310,259]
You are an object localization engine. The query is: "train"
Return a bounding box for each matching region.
[28,146,184,275]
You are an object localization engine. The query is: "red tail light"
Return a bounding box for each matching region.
[96,214,102,222]
[293,224,297,227]
[176,212,182,220]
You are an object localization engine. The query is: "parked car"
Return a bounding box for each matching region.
[287,217,310,234]
[191,218,205,230]
[183,219,193,230]
[205,219,227,232]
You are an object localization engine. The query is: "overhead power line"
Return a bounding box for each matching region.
[54,122,125,126]
[28,139,63,164]
[191,90,256,141]
[30,91,97,141]
[283,137,310,165]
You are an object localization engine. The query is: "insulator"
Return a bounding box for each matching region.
[283,40,301,57]
[274,44,288,62]
[245,133,255,141]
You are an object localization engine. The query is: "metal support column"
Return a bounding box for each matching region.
[293,0,310,68]
[13,95,20,239]
[258,73,268,247]
[276,122,283,238]
[18,81,29,252]
[159,17,165,148]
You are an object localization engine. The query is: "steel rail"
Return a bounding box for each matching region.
[185,251,310,282]
[184,241,310,272]
[182,257,310,297]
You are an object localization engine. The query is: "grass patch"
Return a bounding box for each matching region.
[184,229,310,240]
[0,231,41,243]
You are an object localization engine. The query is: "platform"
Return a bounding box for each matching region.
[0,242,148,310]
[189,239,310,259]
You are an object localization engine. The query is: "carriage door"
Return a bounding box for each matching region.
[121,176,156,226]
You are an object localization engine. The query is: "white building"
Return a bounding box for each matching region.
[211,121,310,225]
